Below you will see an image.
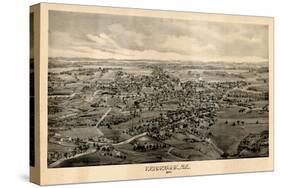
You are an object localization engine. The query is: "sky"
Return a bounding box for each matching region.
[49,10,269,63]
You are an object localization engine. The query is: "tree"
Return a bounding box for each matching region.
[96,146,100,151]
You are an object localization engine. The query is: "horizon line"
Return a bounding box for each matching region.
[47,56,269,64]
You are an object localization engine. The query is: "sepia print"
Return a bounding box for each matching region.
[27,3,274,185]
[47,10,270,168]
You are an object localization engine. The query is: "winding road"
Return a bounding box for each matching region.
[113,132,147,146]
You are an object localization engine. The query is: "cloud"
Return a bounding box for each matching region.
[49,31,267,63]
[49,11,269,63]
[86,33,121,50]
[107,24,146,51]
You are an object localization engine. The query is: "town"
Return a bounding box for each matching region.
[48,58,269,167]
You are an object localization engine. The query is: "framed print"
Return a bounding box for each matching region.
[30,3,274,185]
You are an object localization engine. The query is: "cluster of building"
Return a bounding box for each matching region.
[48,133,128,165]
